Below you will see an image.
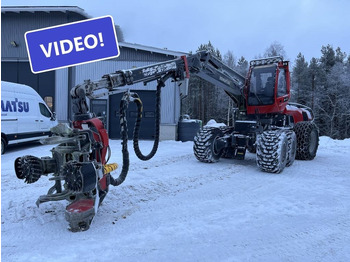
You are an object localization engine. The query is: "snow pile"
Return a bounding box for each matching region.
[1,137,350,261]
[205,119,226,128]
[180,119,199,123]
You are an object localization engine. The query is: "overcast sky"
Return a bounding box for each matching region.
[2,0,349,63]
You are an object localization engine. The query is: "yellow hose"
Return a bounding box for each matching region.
[103,163,118,174]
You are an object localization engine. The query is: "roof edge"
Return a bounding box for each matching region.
[1,6,91,18]
[119,42,188,57]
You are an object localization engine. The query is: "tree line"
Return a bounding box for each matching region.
[181,41,350,139]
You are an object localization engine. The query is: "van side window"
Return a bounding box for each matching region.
[39,103,51,118]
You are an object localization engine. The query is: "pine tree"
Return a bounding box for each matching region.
[292,53,309,105]
[320,44,336,72]
[308,57,322,111]
[181,41,226,124]
[236,56,249,76]
[316,46,350,138]
[335,47,347,64]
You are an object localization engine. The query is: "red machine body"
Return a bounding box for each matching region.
[73,118,109,162]
[244,58,312,124]
[64,117,110,229]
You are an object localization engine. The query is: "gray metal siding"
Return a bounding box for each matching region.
[1,12,86,60]
[55,68,68,121]
[74,59,180,124]
[117,46,177,62]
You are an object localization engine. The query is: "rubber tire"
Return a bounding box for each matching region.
[256,130,288,173]
[247,146,256,154]
[219,126,235,159]
[193,127,224,163]
[294,121,319,160]
[1,137,6,155]
[286,130,297,167]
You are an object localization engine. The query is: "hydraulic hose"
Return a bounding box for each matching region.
[109,95,129,186]
[132,84,161,161]
[110,79,163,186]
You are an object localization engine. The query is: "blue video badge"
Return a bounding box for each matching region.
[25,16,120,74]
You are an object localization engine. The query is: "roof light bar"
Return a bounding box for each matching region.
[250,56,283,66]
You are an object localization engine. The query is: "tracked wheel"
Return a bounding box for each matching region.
[193,127,224,163]
[256,130,288,173]
[294,121,319,160]
[286,130,297,167]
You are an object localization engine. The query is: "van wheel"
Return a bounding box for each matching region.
[1,137,7,155]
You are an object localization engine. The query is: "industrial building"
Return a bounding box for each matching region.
[1,6,187,139]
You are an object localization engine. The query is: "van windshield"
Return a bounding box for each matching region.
[39,103,51,118]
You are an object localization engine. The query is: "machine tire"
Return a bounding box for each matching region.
[193,127,224,163]
[247,146,256,154]
[256,130,288,173]
[286,130,297,167]
[219,126,235,159]
[294,121,319,160]
[1,137,7,155]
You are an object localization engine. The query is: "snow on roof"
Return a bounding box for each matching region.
[119,42,188,57]
[1,6,91,18]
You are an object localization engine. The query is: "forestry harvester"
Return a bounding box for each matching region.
[14,51,318,231]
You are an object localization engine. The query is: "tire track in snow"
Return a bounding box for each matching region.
[97,161,246,224]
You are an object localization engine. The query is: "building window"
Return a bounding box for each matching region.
[44,96,53,111]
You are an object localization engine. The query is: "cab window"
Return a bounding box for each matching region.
[39,103,51,118]
[248,65,276,105]
[277,68,287,97]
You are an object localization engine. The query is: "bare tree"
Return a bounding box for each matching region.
[264,41,287,58]
[223,50,236,68]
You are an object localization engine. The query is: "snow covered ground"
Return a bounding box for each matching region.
[1,137,350,261]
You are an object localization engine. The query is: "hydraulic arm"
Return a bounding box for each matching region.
[70,51,246,118]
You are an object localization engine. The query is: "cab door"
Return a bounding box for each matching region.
[16,96,41,139]
[276,67,289,111]
[38,102,54,131]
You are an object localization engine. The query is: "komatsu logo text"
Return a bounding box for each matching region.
[142,62,177,77]
[1,99,29,113]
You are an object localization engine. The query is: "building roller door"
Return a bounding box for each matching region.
[1,61,55,111]
[109,90,156,139]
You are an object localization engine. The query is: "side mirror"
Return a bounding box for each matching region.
[51,112,56,121]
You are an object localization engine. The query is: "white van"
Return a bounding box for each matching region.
[1,81,58,154]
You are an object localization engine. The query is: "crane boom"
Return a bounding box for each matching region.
[70,51,246,117]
